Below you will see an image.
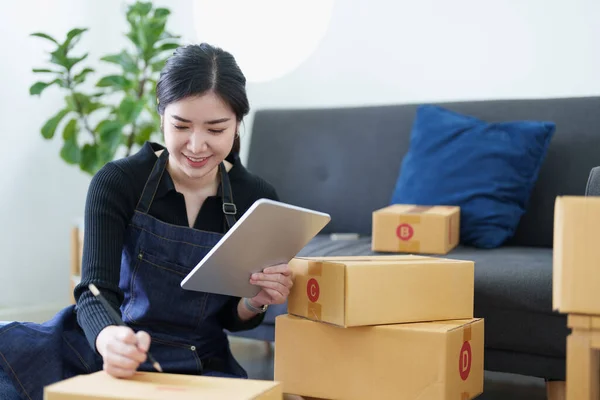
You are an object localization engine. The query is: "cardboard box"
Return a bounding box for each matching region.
[288,255,474,327]
[553,196,600,314]
[44,371,282,400]
[372,204,460,254]
[274,315,484,400]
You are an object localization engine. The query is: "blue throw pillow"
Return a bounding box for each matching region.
[390,105,556,248]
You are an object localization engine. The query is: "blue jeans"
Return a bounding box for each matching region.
[0,321,20,399]
[0,366,20,400]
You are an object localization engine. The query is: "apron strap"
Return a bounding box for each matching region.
[219,162,237,231]
[136,150,169,214]
[136,150,238,233]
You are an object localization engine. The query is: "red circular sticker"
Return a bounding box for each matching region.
[396,223,414,241]
[307,278,320,303]
[459,341,472,381]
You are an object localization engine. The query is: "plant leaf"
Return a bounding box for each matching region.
[30,81,51,96]
[29,79,61,96]
[150,57,169,73]
[61,140,81,165]
[80,144,99,174]
[50,48,68,68]
[73,67,94,84]
[100,51,138,74]
[97,145,117,169]
[60,118,81,164]
[130,2,153,17]
[96,75,131,90]
[155,42,179,53]
[96,120,124,159]
[66,53,89,72]
[158,31,180,41]
[117,97,145,124]
[62,118,78,140]
[30,32,59,44]
[143,21,168,60]
[41,109,70,139]
[154,8,170,19]
[32,68,60,74]
[134,122,156,145]
[66,92,103,115]
[64,28,88,51]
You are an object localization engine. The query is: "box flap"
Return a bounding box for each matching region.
[375,204,459,216]
[341,259,468,268]
[296,255,432,262]
[381,318,481,333]
[45,371,281,399]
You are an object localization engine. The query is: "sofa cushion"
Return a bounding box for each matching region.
[390,105,556,249]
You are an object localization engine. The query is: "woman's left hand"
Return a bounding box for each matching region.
[249,263,294,306]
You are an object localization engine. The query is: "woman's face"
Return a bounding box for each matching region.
[162,92,238,184]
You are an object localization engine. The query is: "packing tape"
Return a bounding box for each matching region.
[461,392,470,400]
[463,325,472,342]
[405,205,434,214]
[306,261,323,320]
[398,215,422,224]
[398,241,420,252]
[307,302,322,321]
[308,261,323,276]
[448,214,453,247]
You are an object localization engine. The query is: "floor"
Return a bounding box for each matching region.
[229,337,548,400]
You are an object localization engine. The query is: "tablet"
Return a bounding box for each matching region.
[180,198,331,298]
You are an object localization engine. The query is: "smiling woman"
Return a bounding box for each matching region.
[0,43,294,400]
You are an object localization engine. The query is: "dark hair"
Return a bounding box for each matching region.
[156,43,249,155]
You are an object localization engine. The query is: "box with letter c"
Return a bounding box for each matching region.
[287,255,474,327]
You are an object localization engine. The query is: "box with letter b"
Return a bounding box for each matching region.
[372,204,460,254]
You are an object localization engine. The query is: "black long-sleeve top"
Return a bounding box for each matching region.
[73,141,278,351]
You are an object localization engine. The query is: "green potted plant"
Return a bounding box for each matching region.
[29,1,181,175]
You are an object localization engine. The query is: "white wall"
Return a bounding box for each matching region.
[1,0,598,321]
[239,0,600,160]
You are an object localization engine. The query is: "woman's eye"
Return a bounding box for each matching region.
[173,125,188,130]
[209,129,225,134]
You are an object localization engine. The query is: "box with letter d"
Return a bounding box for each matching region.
[372,204,460,254]
[275,315,483,400]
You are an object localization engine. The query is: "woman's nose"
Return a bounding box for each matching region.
[188,132,208,154]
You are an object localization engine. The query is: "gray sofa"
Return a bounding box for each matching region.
[232,96,600,381]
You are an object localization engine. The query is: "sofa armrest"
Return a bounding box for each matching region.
[586,166,600,196]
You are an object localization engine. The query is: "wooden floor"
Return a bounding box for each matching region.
[229,336,548,399]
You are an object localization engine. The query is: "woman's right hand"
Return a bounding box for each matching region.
[95,325,151,378]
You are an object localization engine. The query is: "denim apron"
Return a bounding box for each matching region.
[0,150,246,400]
